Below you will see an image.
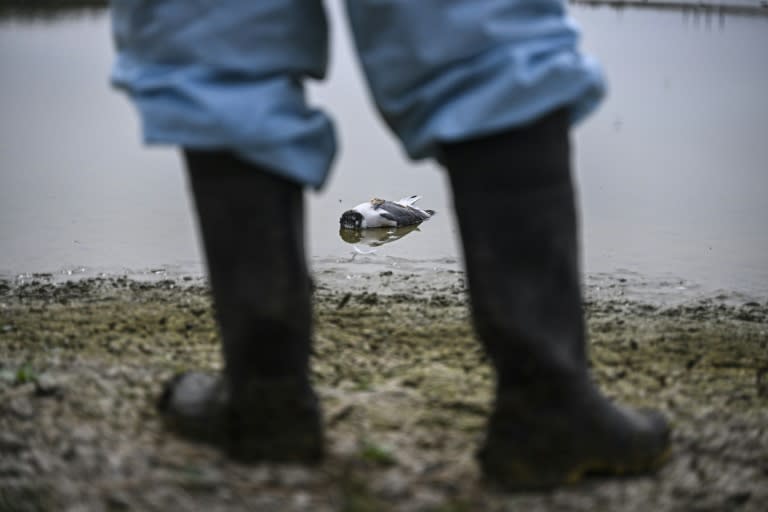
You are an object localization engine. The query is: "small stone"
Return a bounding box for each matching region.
[0,432,26,453]
[726,491,752,506]
[291,491,311,509]
[7,397,35,420]
[274,466,315,487]
[756,368,768,398]
[106,491,133,510]
[410,488,444,510]
[0,368,15,383]
[373,468,409,499]
[72,425,98,443]
[35,373,65,397]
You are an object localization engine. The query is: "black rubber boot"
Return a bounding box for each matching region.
[157,149,323,464]
[440,109,670,490]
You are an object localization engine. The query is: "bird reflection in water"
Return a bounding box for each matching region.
[338,224,422,256]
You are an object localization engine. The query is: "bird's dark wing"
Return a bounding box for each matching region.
[380,201,428,226]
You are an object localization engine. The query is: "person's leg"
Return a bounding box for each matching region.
[110,0,336,188]
[440,109,669,489]
[162,150,323,463]
[110,0,333,462]
[344,0,604,160]
[346,0,669,488]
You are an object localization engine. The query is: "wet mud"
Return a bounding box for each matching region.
[0,270,766,511]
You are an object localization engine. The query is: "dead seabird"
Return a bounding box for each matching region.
[339,195,435,230]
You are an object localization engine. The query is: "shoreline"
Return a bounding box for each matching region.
[2,1,767,20]
[4,258,767,307]
[571,0,768,17]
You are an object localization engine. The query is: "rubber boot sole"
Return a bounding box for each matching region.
[480,444,672,491]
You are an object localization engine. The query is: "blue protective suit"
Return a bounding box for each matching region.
[111,0,604,188]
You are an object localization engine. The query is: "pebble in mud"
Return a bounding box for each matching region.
[757,367,768,398]
[0,274,767,511]
[0,432,26,454]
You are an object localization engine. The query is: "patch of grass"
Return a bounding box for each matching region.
[359,439,397,467]
[353,375,374,391]
[15,363,38,384]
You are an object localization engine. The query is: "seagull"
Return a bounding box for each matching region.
[339,195,435,230]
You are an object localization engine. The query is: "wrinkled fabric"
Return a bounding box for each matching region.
[110,0,605,188]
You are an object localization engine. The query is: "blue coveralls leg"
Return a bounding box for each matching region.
[110,0,336,188]
[344,0,604,161]
[110,0,604,189]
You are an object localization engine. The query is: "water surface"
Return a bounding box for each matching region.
[1,5,766,298]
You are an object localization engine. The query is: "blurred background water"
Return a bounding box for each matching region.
[1,3,767,298]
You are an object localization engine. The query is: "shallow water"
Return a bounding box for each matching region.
[0,5,766,298]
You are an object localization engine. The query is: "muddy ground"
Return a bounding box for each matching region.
[0,268,766,512]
